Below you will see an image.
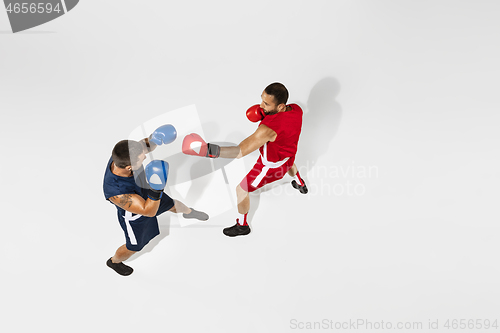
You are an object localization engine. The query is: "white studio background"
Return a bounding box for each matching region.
[1,1,499,332]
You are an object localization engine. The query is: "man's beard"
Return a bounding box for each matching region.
[264,109,279,116]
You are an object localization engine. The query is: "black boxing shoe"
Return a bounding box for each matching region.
[107,258,133,276]
[223,223,251,237]
[291,177,308,194]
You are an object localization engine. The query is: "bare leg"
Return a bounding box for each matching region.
[289,163,308,194]
[169,199,192,214]
[223,185,251,236]
[236,184,250,214]
[171,199,209,221]
[111,244,136,263]
[288,163,298,177]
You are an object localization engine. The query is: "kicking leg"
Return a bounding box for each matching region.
[170,199,209,221]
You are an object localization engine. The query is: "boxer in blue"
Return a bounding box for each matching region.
[103,125,208,276]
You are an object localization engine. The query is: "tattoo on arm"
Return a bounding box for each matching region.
[113,194,133,209]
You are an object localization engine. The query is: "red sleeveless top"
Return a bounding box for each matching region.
[258,103,303,163]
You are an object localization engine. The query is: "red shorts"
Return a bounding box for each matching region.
[239,156,295,192]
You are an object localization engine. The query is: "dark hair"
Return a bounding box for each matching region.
[112,140,143,168]
[264,82,289,106]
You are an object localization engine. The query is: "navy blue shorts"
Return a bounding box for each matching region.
[117,194,175,251]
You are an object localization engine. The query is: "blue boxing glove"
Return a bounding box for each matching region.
[149,124,177,146]
[145,160,169,200]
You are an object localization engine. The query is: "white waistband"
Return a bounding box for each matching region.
[261,143,289,168]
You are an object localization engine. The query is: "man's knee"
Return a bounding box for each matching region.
[168,200,178,213]
[120,245,137,256]
[236,184,248,198]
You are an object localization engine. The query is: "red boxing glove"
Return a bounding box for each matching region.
[182,133,220,158]
[246,104,266,122]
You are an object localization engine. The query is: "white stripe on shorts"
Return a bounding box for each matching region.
[251,166,270,188]
[250,143,290,188]
[123,211,142,245]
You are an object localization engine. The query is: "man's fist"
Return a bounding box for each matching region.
[182,133,220,158]
[246,104,266,122]
[149,124,177,145]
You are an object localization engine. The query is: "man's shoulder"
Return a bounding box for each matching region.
[103,157,131,199]
[103,172,121,198]
[289,103,303,113]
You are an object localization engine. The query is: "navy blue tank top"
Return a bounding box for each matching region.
[103,157,149,203]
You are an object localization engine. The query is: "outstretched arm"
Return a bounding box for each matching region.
[219,125,277,159]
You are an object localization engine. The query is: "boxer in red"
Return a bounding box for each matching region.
[182,82,307,236]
